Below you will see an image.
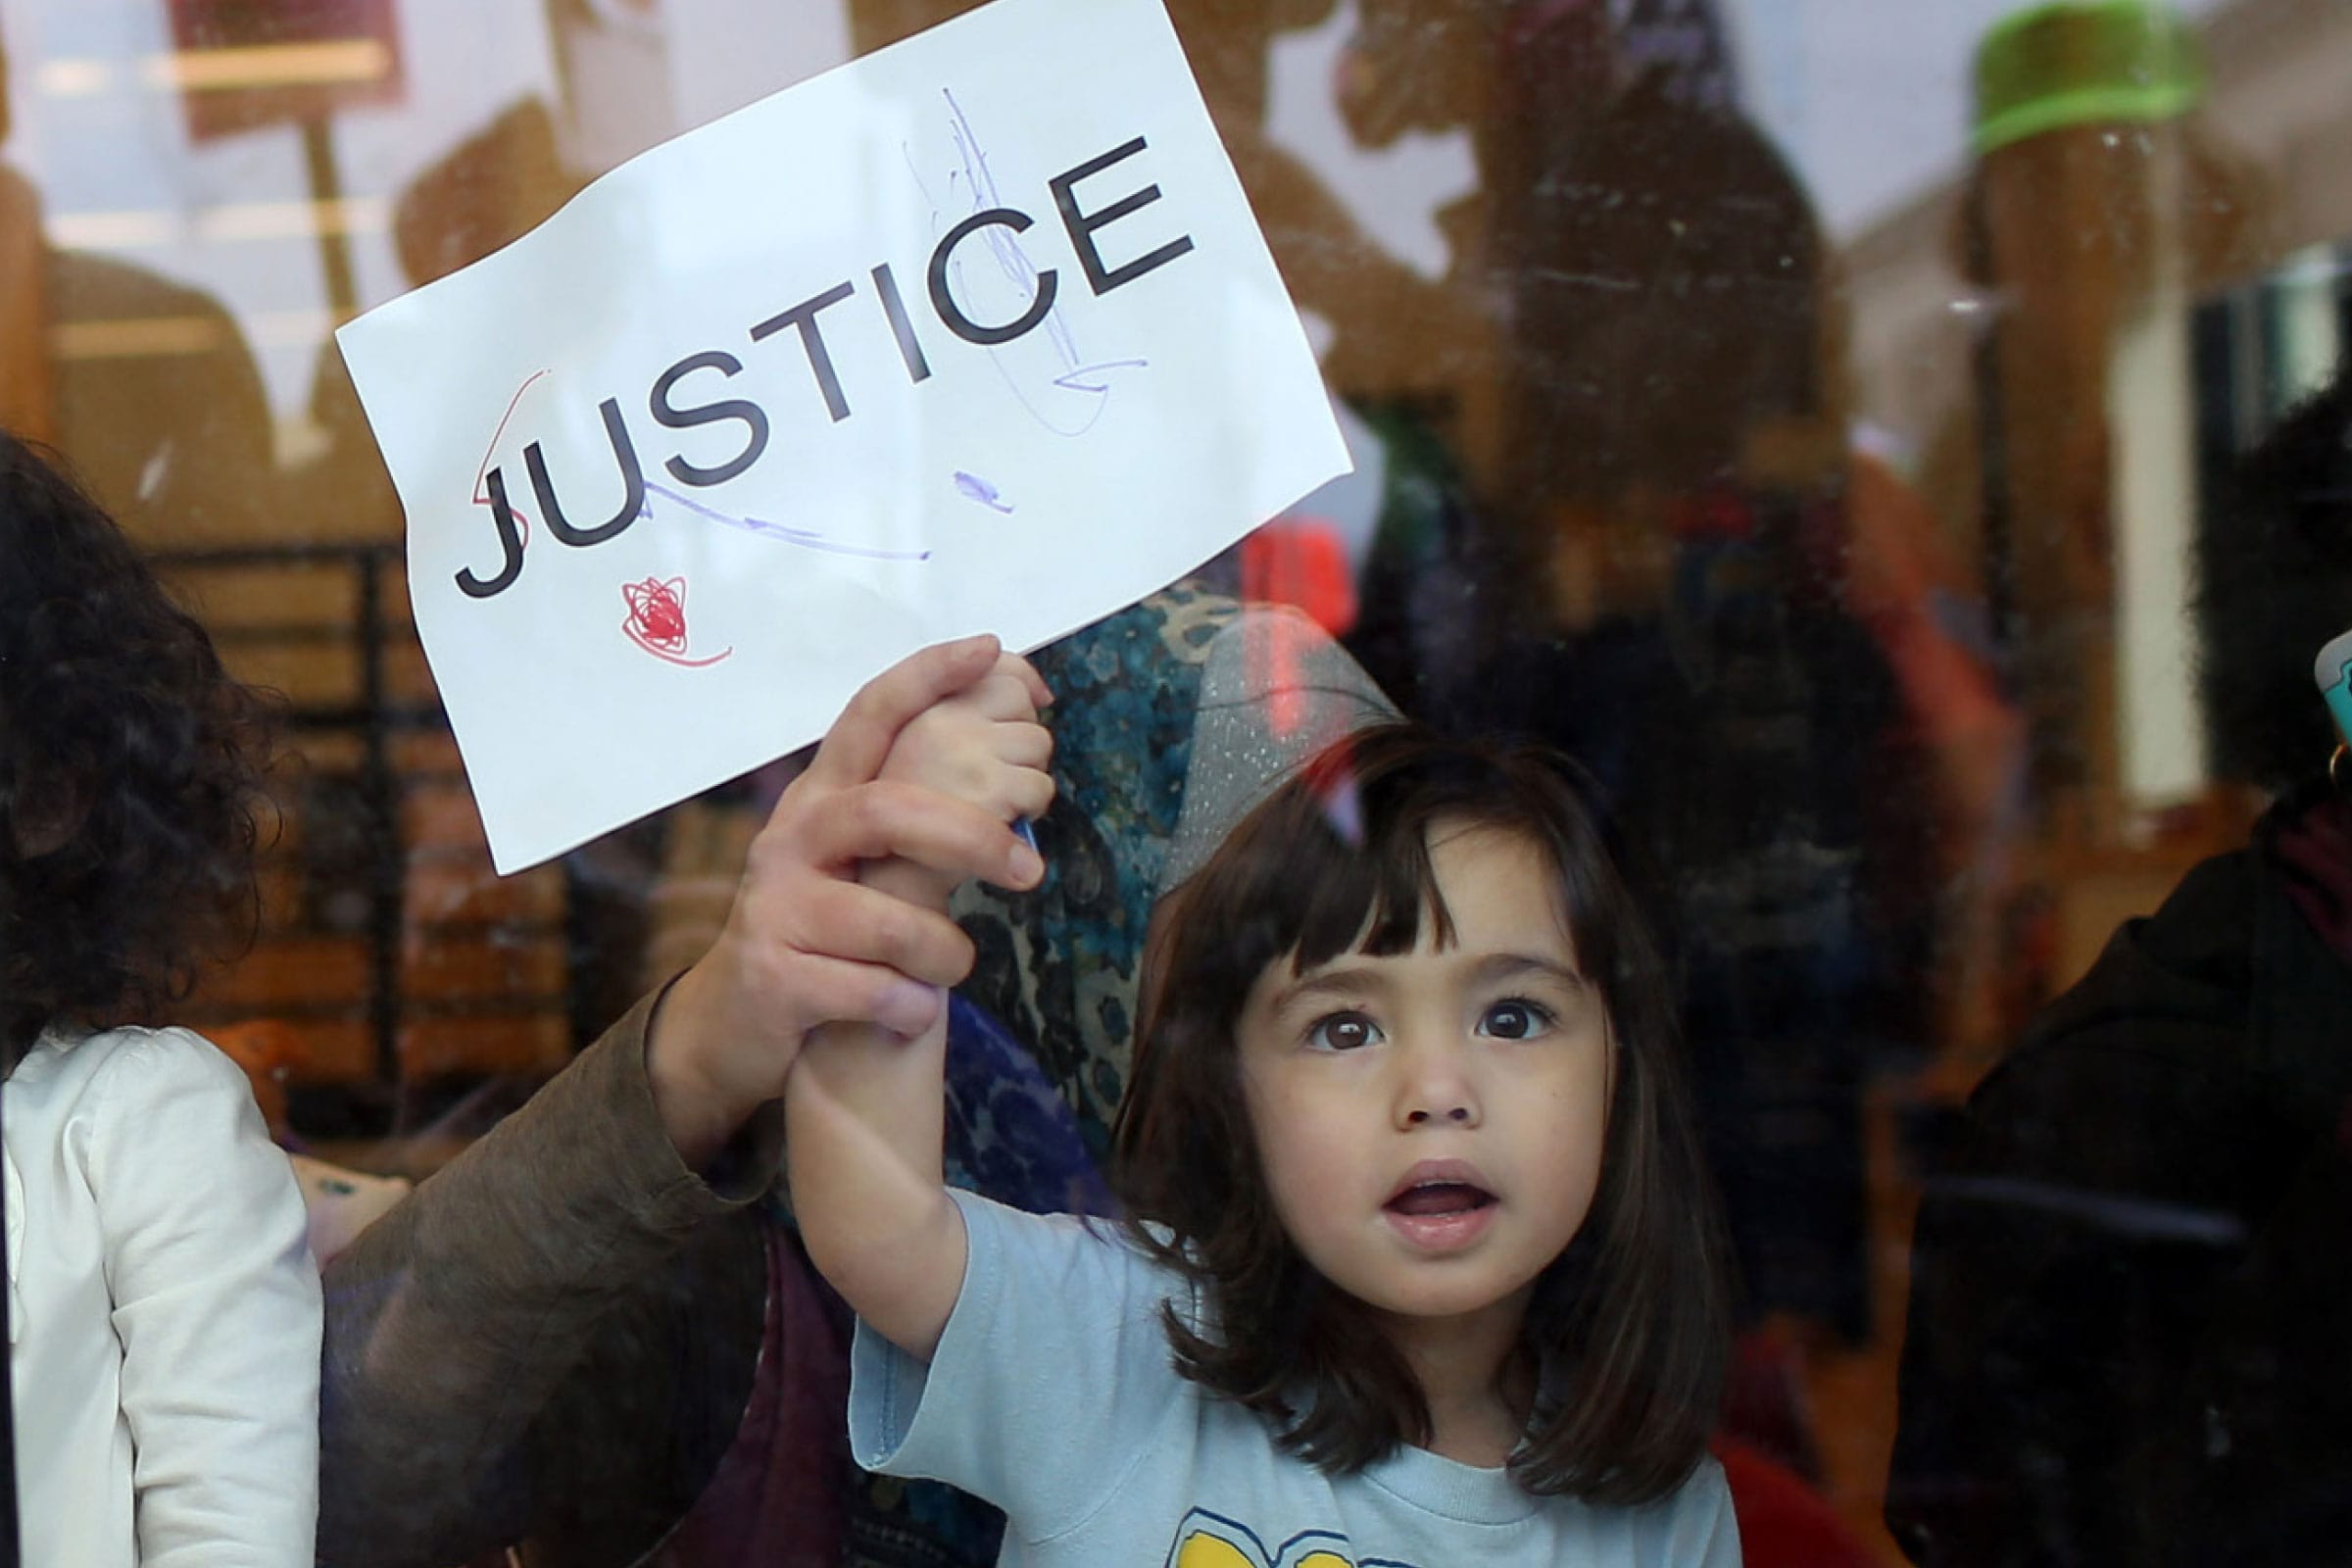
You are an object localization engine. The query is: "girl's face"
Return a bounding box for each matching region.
[1235,820,1612,1347]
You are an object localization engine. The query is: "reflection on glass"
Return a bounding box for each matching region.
[3,0,2351,1562]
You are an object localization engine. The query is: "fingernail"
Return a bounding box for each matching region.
[1008,841,1044,887]
[880,981,941,1038]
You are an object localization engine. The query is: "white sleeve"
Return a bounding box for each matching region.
[849,1189,1186,1541]
[87,1030,322,1567]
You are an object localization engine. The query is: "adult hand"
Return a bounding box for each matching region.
[646,635,1050,1166]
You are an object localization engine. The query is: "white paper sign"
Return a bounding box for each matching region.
[338,0,1348,872]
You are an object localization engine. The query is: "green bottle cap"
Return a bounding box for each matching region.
[1972,1,2205,156]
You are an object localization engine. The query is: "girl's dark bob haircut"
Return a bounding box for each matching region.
[0,430,274,1062]
[1111,721,1731,1503]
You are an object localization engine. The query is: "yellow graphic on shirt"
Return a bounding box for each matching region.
[1166,1508,1416,1568]
[1175,1539,1351,1568]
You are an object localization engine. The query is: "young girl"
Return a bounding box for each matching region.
[1,430,319,1565]
[788,685,1739,1563]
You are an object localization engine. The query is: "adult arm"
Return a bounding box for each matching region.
[101,1031,320,1567]
[318,636,1048,1568]
[318,988,773,1568]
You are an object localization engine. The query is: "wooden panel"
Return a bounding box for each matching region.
[390,728,465,774]
[279,730,368,772]
[407,858,564,926]
[398,1013,569,1079]
[381,564,415,627]
[400,936,564,1002]
[2051,866,2183,997]
[220,638,362,708]
[255,860,308,927]
[171,1012,376,1086]
[383,636,440,706]
[191,936,371,1009]
[280,1017,379,1082]
[163,561,361,630]
[401,781,489,852]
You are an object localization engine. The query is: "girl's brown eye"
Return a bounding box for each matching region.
[1308,1011,1381,1052]
[1480,1000,1550,1040]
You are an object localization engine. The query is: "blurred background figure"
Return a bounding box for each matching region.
[1958,0,2267,834]
[1334,6,2019,1360]
[0,22,276,545]
[1888,362,2352,1568]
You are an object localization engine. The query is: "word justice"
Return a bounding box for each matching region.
[456,136,1197,599]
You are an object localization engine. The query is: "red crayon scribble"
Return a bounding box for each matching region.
[474,369,551,545]
[621,576,732,667]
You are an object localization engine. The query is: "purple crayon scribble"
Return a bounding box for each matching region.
[1054,360,1149,394]
[901,90,1151,440]
[943,89,1078,368]
[642,483,931,563]
[954,471,1015,514]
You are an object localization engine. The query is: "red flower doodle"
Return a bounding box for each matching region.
[621,575,732,667]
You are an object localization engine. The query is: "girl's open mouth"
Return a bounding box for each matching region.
[1384,1182,1496,1217]
[1381,1180,1500,1251]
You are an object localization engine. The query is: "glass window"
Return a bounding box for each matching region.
[6,1,2350,1562]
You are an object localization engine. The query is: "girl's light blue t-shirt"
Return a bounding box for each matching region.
[850,1189,1741,1567]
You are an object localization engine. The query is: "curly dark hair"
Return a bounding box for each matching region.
[0,430,274,1062]
[2195,364,2352,790]
[1112,722,1731,1504]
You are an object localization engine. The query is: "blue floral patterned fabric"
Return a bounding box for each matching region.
[945,580,1239,1159]
[941,994,1114,1222]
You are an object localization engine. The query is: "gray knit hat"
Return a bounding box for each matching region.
[1159,603,1399,897]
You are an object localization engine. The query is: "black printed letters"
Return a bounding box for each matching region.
[928,209,1059,346]
[463,135,1197,598]
[1050,137,1197,296]
[652,352,769,487]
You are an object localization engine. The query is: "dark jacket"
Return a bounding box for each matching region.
[1887,784,2352,1567]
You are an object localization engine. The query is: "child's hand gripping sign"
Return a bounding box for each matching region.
[337,0,1348,872]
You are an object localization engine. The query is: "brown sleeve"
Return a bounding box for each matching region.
[317,985,780,1568]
